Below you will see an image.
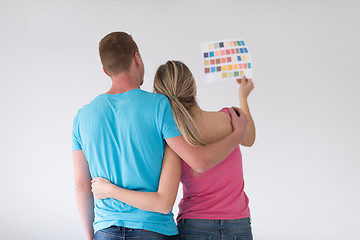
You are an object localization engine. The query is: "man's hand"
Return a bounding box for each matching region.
[91,177,115,199]
[229,107,248,142]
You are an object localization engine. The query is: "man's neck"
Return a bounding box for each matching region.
[105,72,141,94]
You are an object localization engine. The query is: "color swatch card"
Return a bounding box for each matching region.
[201,39,252,83]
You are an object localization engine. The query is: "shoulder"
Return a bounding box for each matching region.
[137,89,169,103]
[219,107,231,117]
[134,90,171,117]
[148,91,169,103]
[207,107,232,124]
[73,94,104,119]
[149,92,171,108]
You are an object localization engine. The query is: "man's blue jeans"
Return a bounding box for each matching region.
[177,217,253,240]
[94,226,179,240]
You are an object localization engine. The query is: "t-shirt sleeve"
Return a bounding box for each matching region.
[159,97,181,139]
[72,112,82,151]
[219,107,231,119]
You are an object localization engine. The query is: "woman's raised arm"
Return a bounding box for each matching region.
[237,76,256,147]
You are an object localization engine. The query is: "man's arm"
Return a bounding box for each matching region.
[165,107,248,173]
[73,150,94,240]
[237,77,256,147]
[91,145,181,214]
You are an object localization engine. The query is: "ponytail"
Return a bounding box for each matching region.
[154,61,205,146]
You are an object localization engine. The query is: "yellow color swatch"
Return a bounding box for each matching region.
[222,72,227,78]
[222,65,227,71]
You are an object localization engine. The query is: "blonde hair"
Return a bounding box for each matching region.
[154,61,205,146]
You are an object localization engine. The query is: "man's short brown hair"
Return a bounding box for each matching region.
[99,32,139,76]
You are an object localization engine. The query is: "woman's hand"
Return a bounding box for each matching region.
[237,76,254,101]
[91,177,115,199]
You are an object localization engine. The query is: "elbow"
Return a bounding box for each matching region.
[183,159,207,174]
[249,137,256,147]
[195,166,207,174]
[159,206,172,215]
[241,136,256,147]
[158,199,175,214]
[193,152,220,173]
[192,158,209,174]
[241,141,254,147]
[183,147,212,173]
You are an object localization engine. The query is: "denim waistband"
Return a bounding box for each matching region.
[178,217,251,224]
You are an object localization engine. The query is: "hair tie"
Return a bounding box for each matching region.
[169,95,178,100]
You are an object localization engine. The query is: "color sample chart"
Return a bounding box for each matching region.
[201,39,252,83]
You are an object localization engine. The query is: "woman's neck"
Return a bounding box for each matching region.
[189,103,204,121]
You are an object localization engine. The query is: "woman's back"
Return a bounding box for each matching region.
[177,107,250,221]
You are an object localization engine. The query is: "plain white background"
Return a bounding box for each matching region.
[1,1,359,239]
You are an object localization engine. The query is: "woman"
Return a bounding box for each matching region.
[92,61,256,239]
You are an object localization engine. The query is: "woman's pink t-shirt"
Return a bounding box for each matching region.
[177,108,250,221]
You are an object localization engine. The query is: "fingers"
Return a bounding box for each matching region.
[237,77,255,99]
[91,183,100,198]
[91,177,101,182]
[232,106,240,111]
[91,177,108,183]
[236,76,246,85]
[231,107,247,119]
[91,182,96,191]
[231,107,240,117]
[229,107,247,119]
[248,78,254,88]
[228,107,239,118]
[231,106,241,114]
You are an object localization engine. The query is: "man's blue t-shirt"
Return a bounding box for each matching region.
[72,89,181,235]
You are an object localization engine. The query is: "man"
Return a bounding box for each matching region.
[73,32,248,239]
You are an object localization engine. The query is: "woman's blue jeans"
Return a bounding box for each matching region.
[177,218,253,240]
[94,226,179,240]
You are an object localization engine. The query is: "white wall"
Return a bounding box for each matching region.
[1,1,359,239]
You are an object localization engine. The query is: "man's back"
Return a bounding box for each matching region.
[72,88,180,235]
